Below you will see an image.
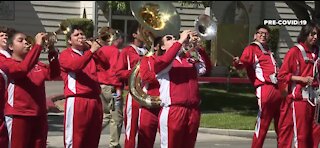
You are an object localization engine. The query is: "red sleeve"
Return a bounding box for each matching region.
[233,45,255,69]
[93,47,109,69]
[154,42,182,73]
[278,47,297,85]
[140,56,157,83]
[47,49,61,80]
[114,49,131,81]
[59,49,94,72]
[6,44,43,79]
[197,47,212,76]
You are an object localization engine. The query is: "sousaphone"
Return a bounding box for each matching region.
[129,1,181,108]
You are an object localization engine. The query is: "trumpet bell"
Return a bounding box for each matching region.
[130,1,181,37]
[195,14,217,40]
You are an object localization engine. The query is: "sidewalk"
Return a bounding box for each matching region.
[198,128,277,139]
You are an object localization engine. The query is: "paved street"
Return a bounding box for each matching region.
[46,113,277,148]
[45,81,278,148]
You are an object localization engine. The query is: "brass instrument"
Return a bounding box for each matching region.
[98,26,122,46]
[185,14,217,51]
[182,14,217,62]
[129,1,181,108]
[313,58,320,124]
[26,35,35,49]
[44,20,71,49]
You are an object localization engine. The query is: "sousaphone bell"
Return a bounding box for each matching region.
[129,1,181,108]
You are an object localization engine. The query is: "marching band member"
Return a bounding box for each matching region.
[59,25,103,148]
[114,22,146,148]
[278,22,320,148]
[137,36,162,148]
[151,29,205,148]
[4,30,60,148]
[233,24,282,148]
[0,26,10,147]
[93,26,124,148]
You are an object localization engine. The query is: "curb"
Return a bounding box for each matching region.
[198,128,277,139]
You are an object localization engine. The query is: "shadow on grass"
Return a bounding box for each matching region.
[199,83,258,115]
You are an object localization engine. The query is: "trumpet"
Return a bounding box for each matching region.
[44,22,71,48]
[184,14,217,51]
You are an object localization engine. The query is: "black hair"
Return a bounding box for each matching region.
[255,24,271,33]
[127,21,140,43]
[7,30,23,46]
[0,26,8,33]
[66,25,84,40]
[153,36,162,47]
[297,22,320,43]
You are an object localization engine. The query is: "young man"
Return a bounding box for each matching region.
[59,25,103,148]
[233,24,282,148]
[151,30,206,148]
[94,26,124,148]
[0,26,10,147]
[4,31,60,148]
[277,22,320,148]
[114,22,146,148]
[136,36,162,148]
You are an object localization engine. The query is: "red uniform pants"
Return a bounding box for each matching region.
[124,93,140,148]
[6,115,48,148]
[137,107,160,148]
[159,106,200,148]
[252,84,281,148]
[278,96,294,148]
[64,96,103,148]
[0,117,8,147]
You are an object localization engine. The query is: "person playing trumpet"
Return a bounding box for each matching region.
[59,25,103,148]
[113,22,147,148]
[3,30,60,148]
[93,26,124,148]
[144,29,206,148]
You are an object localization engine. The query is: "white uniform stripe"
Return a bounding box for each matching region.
[254,86,262,138]
[65,97,75,148]
[292,102,298,148]
[5,116,12,148]
[67,72,76,94]
[0,69,8,88]
[126,94,133,140]
[254,55,265,83]
[7,82,14,107]
[159,107,169,148]
[156,65,172,107]
[135,108,141,148]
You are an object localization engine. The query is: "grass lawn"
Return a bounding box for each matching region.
[199,83,275,130]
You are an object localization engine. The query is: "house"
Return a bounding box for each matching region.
[0,1,311,68]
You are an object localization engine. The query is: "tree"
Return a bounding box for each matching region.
[285,1,320,24]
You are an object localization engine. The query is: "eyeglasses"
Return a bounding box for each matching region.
[256,31,269,36]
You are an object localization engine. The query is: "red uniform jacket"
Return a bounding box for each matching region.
[154,42,203,107]
[278,42,319,100]
[4,45,60,116]
[115,44,143,89]
[93,45,121,87]
[233,44,279,88]
[59,48,101,98]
